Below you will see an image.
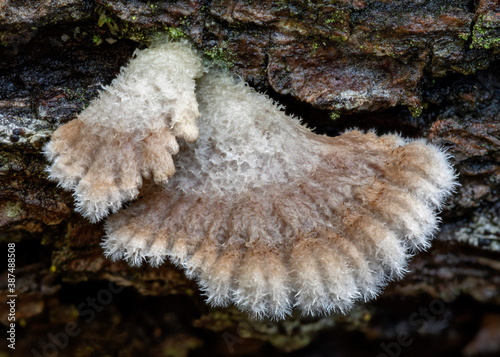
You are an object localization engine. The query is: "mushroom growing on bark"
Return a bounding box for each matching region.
[44,41,204,222]
[45,41,457,319]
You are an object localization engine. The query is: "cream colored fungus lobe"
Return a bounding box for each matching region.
[45,41,457,319]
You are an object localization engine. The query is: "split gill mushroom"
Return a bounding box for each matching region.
[44,41,458,320]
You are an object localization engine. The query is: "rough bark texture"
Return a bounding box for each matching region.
[0,1,499,356]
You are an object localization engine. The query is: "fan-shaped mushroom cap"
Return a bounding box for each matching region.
[44,41,204,222]
[102,72,457,319]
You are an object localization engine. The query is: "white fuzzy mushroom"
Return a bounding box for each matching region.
[44,41,204,222]
[45,41,457,319]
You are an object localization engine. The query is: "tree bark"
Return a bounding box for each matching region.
[1,1,499,356]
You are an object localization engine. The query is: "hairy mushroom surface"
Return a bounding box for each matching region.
[45,41,457,319]
[44,41,204,222]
